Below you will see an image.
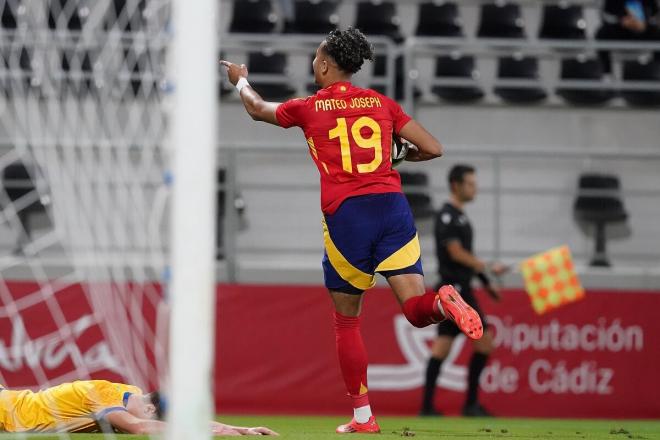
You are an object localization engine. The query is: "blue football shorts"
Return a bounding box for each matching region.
[322,192,423,294]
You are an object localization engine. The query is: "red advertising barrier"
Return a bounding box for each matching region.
[216,285,660,419]
[0,281,162,390]
[1,281,658,418]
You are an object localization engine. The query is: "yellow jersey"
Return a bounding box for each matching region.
[0,380,142,433]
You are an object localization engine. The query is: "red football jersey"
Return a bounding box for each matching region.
[275,81,411,214]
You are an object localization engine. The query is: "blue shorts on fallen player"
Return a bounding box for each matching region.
[322,192,423,294]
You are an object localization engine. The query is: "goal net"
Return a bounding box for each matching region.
[0,0,217,438]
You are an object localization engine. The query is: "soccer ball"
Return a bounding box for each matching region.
[391,134,409,168]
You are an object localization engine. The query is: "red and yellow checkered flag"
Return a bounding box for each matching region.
[520,245,585,314]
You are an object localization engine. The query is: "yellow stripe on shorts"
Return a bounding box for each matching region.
[322,219,376,291]
[375,233,421,272]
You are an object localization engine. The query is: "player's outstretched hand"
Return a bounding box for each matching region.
[211,424,241,436]
[244,426,280,436]
[220,60,248,86]
[211,422,279,436]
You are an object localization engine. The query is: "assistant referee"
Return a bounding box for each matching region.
[420,164,509,417]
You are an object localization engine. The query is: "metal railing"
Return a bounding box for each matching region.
[218,144,660,283]
[218,31,660,112]
[401,38,660,113]
[220,33,398,98]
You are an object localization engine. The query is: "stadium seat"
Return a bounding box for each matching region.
[284,0,339,34]
[477,2,525,39]
[621,58,660,107]
[216,168,246,260]
[556,57,614,105]
[494,55,546,104]
[247,51,296,100]
[399,171,434,219]
[370,54,406,101]
[105,0,148,32]
[538,4,587,40]
[1,0,22,29]
[355,1,404,44]
[1,161,50,254]
[431,54,484,103]
[574,173,628,267]
[229,0,278,33]
[1,46,37,97]
[415,2,463,37]
[219,80,233,98]
[305,53,319,94]
[60,49,97,97]
[116,48,159,98]
[47,0,89,31]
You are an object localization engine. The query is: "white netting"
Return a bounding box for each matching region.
[0,0,173,435]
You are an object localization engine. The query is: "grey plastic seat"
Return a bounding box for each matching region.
[495,56,547,104]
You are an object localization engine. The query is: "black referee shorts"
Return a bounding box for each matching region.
[435,282,488,337]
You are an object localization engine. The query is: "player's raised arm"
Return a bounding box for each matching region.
[398,119,443,162]
[220,60,281,126]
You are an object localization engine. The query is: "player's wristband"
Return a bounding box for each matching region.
[235,77,249,93]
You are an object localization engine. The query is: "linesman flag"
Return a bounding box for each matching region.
[520,245,585,315]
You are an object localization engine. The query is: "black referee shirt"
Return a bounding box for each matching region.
[434,202,474,285]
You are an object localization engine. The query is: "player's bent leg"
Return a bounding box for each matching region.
[386,272,425,304]
[387,274,483,338]
[387,273,444,328]
[437,285,483,339]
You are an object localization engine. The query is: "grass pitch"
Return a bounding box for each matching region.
[3,415,658,439]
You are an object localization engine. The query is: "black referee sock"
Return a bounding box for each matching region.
[421,357,443,411]
[466,352,489,407]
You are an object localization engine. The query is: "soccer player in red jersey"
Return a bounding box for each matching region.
[221,28,483,434]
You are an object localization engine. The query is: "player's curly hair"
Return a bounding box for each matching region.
[324,27,374,74]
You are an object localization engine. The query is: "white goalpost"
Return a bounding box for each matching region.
[167,0,218,438]
[0,0,218,438]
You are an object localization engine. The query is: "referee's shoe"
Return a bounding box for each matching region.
[463,402,493,417]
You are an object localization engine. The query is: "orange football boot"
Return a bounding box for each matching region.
[436,285,483,339]
[336,416,381,434]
